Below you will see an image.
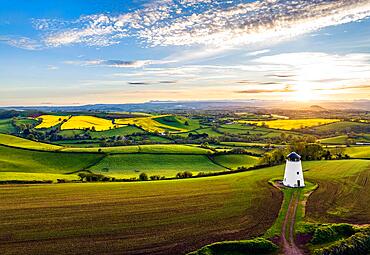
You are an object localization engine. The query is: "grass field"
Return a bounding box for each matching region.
[343,146,370,158]
[320,135,348,144]
[239,119,340,130]
[61,116,120,131]
[304,160,370,224]
[195,127,223,137]
[0,172,79,182]
[89,154,226,178]
[89,125,144,138]
[153,115,200,131]
[0,145,102,175]
[60,144,212,154]
[212,154,259,170]
[311,121,370,133]
[0,169,283,255]
[35,115,70,129]
[0,118,15,133]
[0,134,62,151]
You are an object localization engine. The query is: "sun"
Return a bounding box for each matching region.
[292,85,314,102]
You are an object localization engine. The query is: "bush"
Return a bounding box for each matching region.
[311,224,356,244]
[150,175,161,180]
[78,172,111,182]
[139,172,149,181]
[176,171,193,179]
[187,238,278,255]
[314,229,370,255]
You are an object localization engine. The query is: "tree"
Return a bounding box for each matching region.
[139,172,149,181]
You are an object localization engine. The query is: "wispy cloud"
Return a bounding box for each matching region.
[0,36,42,50]
[237,86,293,94]
[37,0,370,48]
[65,59,153,68]
[246,49,270,57]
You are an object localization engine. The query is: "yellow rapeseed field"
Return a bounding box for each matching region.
[61,116,120,131]
[239,119,340,130]
[115,115,186,133]
[35,115,70,129]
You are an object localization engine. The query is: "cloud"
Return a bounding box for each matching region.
[159,80,177,84]
[37,0,370,48]
[0,36,42,50]
[47,65,59,70]
[127,81,152,85]
[237,86,293,94]
[246,49,271,57]
[64,59,152,68]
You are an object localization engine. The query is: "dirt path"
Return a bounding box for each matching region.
[280,191,304,255]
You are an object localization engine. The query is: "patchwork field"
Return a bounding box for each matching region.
[35,115,70,129]
[239,119,340,130]
[61,115,119,131]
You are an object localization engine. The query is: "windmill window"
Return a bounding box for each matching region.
[297,172,299,175]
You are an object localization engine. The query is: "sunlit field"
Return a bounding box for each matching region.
[35,115,70,129]
[61,115,120,131]
[115,115,188,133]
[240,119,340,130]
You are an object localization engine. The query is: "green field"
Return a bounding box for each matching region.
[343,146,370,158]
[89,154,226,178]
[212,154,260,170]
[88,125,145,138]
[0,118,15,134]
[0,134,62,151]
[60,144,212,154]
[0,145,103,175]
[304,160,370,224]
[153,115,200,131]
[320,135,348,144]
[195,127,223,137]
[311,121,370,133]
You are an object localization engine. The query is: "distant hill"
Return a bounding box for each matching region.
[309,105,326,111]
[1,99,369,112]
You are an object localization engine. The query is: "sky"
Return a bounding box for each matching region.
[1,0,370,106]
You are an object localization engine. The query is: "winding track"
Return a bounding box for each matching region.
[280,190,304,255]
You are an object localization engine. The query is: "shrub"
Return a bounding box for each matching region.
[176,171,193,179]
[314,229,370,255]
[150,175,161,180]
[311,224,356,244]
[187,238,278,255]
[139,172,149,181]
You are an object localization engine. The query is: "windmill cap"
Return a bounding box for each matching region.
[287,152,301,160]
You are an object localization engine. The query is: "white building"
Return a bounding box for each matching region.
[283,152,305,188]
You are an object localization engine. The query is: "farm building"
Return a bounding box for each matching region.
[283,152,305,188]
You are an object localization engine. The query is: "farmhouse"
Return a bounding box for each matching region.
[283,152,305,188]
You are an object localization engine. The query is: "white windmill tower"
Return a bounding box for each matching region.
[283,152,305,187]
